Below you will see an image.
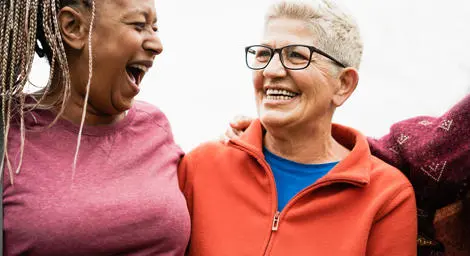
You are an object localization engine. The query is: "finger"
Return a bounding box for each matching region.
[217,134,230,145]
[230,116,253,129]
[225,127,240,140]
[230,115,249,125]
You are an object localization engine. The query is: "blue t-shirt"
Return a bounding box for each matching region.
[263,148,339,211]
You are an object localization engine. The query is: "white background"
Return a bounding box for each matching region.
[29,0,470,152]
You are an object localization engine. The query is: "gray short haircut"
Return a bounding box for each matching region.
[265,0,363,70]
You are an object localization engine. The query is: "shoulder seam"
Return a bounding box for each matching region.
[134,106,172,136]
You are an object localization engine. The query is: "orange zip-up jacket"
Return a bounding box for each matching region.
[178,120,417,256]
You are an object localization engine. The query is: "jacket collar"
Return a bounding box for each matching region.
[229,119,372,187]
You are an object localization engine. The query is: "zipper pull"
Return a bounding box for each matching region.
[271,211,280,231]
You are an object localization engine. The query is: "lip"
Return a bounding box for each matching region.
[128,60,154,70]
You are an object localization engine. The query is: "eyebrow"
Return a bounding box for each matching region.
[123,9,158,24]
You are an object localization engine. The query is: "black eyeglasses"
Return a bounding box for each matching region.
[245,44,347,70]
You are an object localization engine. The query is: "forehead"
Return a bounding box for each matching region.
[262,18,317,47]
[99,0,157,20]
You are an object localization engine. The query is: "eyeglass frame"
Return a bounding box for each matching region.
[245,44,347,70]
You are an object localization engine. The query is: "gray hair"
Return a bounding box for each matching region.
[265,0,363,70]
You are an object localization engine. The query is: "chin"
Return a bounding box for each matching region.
[115,89,137,105]
[121,98,135,111]
[111,97,135,114]
[259,110,294,129]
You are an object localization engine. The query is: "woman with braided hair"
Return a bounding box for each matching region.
[1,0,190,255]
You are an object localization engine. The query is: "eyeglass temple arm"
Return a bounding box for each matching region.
[311,47,347,68]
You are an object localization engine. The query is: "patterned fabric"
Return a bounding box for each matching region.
[368,94,470,256]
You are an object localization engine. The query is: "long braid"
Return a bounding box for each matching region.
[72,0,95,179]
[1,0,40,180]
[10,1,29,175]
[7,0,20,95]
[1,0,94,183]
[26,0,57,112]
[0,1,7,121]
[0,1,7,177]
[1,0,19,183]
[27,0,57,112]
[0,1,12,115]
[15,1,27,94]
[50,0,73,124]
[0,2,5,50]
[14,0,40,175]
[22,0,39,92]
[11,0,27,174]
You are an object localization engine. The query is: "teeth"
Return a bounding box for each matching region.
[266,88,297,97]
[266,95,293,100]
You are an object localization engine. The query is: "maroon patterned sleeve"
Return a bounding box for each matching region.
[368,94,469,207]
[367,94,470,255]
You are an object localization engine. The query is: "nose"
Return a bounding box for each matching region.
[143,32,163,57]
[263,52,286,78]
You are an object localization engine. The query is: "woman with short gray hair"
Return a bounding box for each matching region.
[179,1,417,255]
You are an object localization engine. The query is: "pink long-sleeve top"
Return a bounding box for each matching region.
[3,100,190,256]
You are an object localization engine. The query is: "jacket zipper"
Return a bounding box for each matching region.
[231,142,281,255]
[229,141,366,255]
[271,211,280,231]
[263,211,281,256]
[261,178,364,255]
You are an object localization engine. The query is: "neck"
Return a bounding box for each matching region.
[263,121,350,164]
[42,74,125,126]
[59,96,125,126]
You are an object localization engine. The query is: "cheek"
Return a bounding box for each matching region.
[295,73,321,94]
[252,71,264,91]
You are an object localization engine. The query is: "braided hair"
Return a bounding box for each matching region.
[0,0,95,184]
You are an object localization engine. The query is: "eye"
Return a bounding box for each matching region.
[288,51,308,60]
[132,22,147,31]
[255,49,271,62]
[256,50,271,57]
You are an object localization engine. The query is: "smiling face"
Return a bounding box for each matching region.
[254,18,341,131]
[68,0,162,116]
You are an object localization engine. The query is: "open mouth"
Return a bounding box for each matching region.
[265,88,299,101]
[126,64,148,86]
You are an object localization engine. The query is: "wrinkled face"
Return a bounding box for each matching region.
[253,18,339,130]
[74,0,162,115]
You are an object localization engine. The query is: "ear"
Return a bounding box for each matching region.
[58,6,88,50]
[332,67,359,107]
